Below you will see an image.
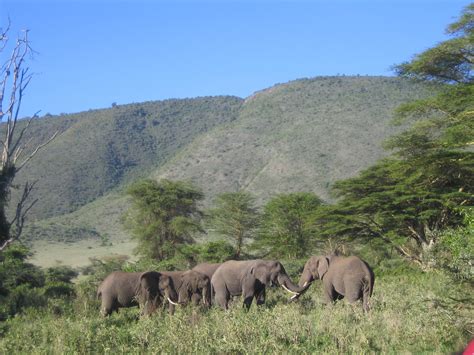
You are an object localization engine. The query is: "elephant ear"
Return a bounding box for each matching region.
[316,257,330,280]
[139,272,161,295]
[250,262,271,286]
[138,271,162,314]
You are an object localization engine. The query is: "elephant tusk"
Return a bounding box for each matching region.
[303,281,309,287]
[167,297,180,306]
[281,284,299,295]
[290,294,299,300]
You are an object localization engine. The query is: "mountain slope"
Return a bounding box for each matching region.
[155,76,435,203]
[12,96,243,220]
[23,76,437,251]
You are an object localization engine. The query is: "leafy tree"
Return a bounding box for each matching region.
[207,191,260,259]
[124,179,204,261]
[178,240,236,265]
[255,192,323,258]
[314,5,474,265]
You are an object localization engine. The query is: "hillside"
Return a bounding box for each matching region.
[11,96,243,220]
[17,76,437,260]
[155,76,435,202]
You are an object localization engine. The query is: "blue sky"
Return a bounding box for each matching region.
[0,0,469,116]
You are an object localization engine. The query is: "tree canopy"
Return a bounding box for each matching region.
[206,191,260,259]
[255,192,323,259]
[124,179,204,261]
[314,4,474,265]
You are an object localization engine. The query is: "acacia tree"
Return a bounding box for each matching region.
[314,5,473,265]
[255,192,323,259]
[0,22,57,251]
[207,191,260,259]
[125,179,204,261]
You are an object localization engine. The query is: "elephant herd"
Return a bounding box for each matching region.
[97,255,375,317]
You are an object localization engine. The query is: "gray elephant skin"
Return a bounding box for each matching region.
[299,255,375,312]
[97,271,177,316]
[161,270,211,312]
[192,262,222,279]
[211,259,307,310]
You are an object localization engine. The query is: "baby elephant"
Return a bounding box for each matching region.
[97,271,177,316]
[298,255,374,312]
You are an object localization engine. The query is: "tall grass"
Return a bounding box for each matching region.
[0,271,471,354]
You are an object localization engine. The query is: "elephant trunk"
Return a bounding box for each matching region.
[178,287,189,305]
[278,273,308,294]
[166,284,179,306]
[298,267,313,288]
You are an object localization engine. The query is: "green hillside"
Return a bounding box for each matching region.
[18,76,436,253]
[155,76,435,202]
[12,96,243,220]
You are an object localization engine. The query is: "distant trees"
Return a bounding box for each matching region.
[0,23,57,251]
[124,179,204,261]
[206,192,260,259]
[255,193,323,258]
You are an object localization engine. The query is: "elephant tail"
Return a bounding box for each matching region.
[362,272,374,312]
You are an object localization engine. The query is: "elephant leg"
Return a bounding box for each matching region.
[214,287,229,310]
[322,281,337,305]
[242,275,258,310]
[345,280,369,311]
[255,286,266,306]
[100,295,116,316]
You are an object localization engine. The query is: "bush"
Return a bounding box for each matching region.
[46,266,78,283]
[432,209,474,280]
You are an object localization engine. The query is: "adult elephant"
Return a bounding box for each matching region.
[298,255,375,312]
[161,270,211,312]
[192,262,222,279]
[97,271,178,316]
[211,259,307,310]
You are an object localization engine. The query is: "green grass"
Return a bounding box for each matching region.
[0,270,471,353]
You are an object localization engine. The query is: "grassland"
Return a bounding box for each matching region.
[0,262,471,354]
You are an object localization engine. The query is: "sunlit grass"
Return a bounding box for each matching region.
[1,271,471,354]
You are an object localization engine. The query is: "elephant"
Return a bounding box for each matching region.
[192,262,222,279]
[161,270,211,312]
[97,271,178,316]
[298,255,375,312]
[211,259,308,310]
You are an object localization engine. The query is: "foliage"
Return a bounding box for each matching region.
[431,208,474,280]
[0,245,76,320]
[124,179,204,261]
[19,76,434,246]
[179,240,237,265]
[0,269,471,353]
[255,192,324,258]
[207,191,260,259]
[313,5,474,266]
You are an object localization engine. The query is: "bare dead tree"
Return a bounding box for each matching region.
[0,21,58,251]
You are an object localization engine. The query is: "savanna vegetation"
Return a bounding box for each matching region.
[20,75,435,246]
[0,4,473,354]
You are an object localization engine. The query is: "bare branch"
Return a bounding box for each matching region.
[16,130,59,172]
[0,25,56,251]
[0,180,37,251]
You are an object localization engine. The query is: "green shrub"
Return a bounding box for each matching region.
[46,266,78,283]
